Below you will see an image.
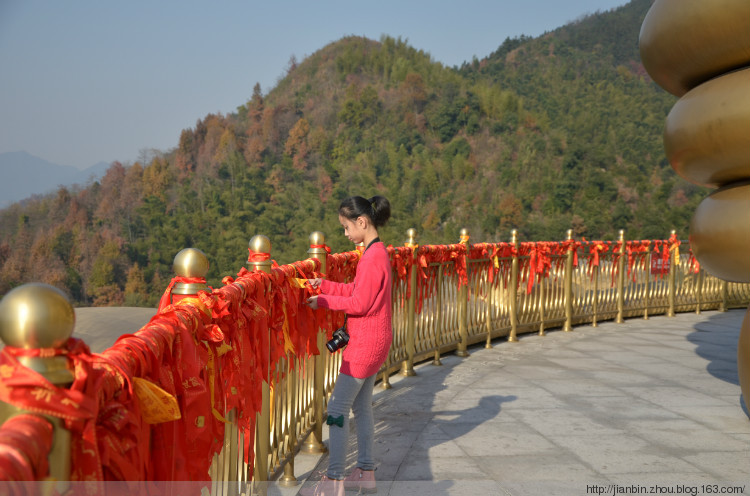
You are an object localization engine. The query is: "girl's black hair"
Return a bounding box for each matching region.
[339,195,391,228]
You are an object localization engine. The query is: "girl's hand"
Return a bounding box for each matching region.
[306,296,319,310]
[308,278,322,289]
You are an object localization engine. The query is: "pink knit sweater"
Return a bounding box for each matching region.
[317,242,393,378]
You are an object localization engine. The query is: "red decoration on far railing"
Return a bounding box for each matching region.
[586,240,610,280]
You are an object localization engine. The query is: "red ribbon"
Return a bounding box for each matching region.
[526,243,552,294]
[310,244,331,254]
[587,241,609,280]
[248,249,271,263]
[0,414,54,483]
[157,276,208,312]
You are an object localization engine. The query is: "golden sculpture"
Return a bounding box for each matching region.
[640,0,750,415]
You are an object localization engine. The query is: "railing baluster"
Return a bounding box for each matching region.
[616,230,626,324]
[456,229,470,357]
[668,230,677,317]
[433,264,444,366]
[248,235,272,491]
[643,247,651,321]
[303,232,328,454]
[509,230,520,343]
[279,356,297,487]
[401,228,418,376]
[563,229,575,332]
[720,279,729,312]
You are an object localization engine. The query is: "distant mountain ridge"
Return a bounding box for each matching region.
[0,151,110,207]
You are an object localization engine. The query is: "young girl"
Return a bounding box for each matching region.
[303,195,393,496]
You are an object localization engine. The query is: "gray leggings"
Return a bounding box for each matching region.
[325,372,376,479]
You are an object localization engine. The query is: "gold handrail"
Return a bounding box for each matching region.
[1,229,748,491]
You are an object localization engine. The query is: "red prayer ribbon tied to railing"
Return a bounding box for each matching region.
[157,276,208,312]
[611,240,624,287]
[560,239,580,267]
[0,414,53,483]
[0,337,145,489]
[587,241,609,280]
[626,240,651,282]
[688,250,701,274]
[310,244,331,254]
[470,242,513,285]
[388,246,414,306]
[526,242,552,294]
[248,248,273,263]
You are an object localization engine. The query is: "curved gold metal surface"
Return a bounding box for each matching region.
[0,283,75,349]
[172,247,210,278]
[665,68,750,188]
[739,307,750,416]
[639,0,750,97]
[690,183,750,282]
[309,231,325,246]
[249,234,272,254]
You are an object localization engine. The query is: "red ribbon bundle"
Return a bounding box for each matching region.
[0,414,53,483]
[157,276,208,312]
[587,241,609,280]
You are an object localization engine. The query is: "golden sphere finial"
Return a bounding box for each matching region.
[310,231,326,246]
[406,228,417,244]
[460,228,469,237]
[619,229,626,241]
[249,234,271,254]
[510,229,518,244]
[0,283,75,349]
[173,248,210,278]
[566,229,574,241]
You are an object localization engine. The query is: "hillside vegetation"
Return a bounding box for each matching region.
[0,0,702,306]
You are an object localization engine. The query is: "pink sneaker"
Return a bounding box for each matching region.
[343,467,376,493]
[299,475,344,496]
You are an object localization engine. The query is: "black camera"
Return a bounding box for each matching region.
[326,327,349,353]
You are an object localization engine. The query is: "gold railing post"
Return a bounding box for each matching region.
[719,280,729,312]
[508,230,520,343]
[0,283,75,494]
[592,260,600,327]
[486,257,496,346]
[563,229,574,332]
[695,267,703,315]
[171,247,210,304]
[303,232,328,454]
[667,230,677,317]
[279,356,297,487]
[248,235,273,487]
[456,228,470,357]
[538,268,546,336]
[401,229,418,376]
[615,230,626,324]
[643,247,651,321]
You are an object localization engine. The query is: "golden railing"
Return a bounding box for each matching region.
[1,228,748,494]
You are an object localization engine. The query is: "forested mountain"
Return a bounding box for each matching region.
[0,0,702,306]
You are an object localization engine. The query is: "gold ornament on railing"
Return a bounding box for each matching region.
[0,283,75,486]
[172,247,210,296]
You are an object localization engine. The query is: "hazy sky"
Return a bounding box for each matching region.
[0,0,628,169]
